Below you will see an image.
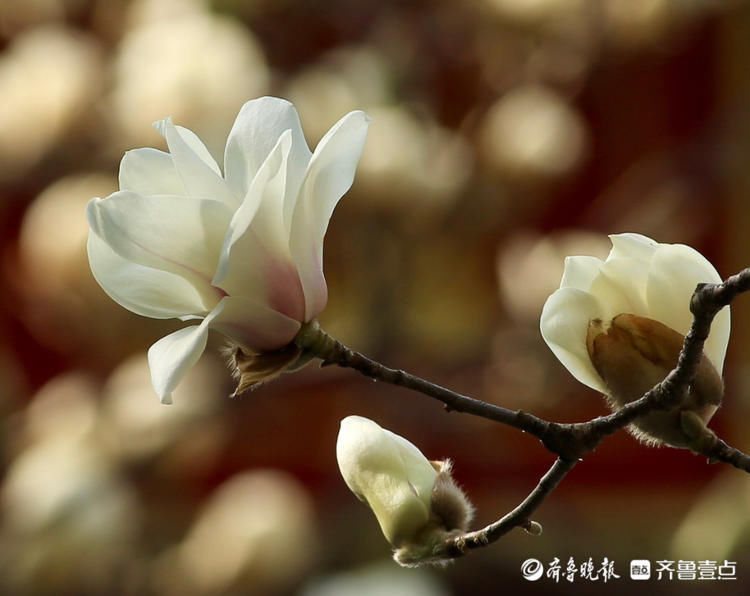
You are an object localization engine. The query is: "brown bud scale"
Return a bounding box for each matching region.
[587,313,723,449]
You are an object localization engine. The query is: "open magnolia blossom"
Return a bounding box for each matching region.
[540,233,731,449]
[336,416,473,566]
[87,97,369,403]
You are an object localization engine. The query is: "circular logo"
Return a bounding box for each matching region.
[521,558,544,581]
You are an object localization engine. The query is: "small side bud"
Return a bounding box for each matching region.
[336,417,475,568]
[523,520,543,536]
[587,313,723,450]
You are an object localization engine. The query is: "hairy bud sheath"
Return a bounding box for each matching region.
[394,458,474,567]
[225,342,303,396]
[587,313,723,448]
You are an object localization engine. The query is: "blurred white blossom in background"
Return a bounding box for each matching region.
[152,470,317,596]
[0,374,139,595]
[110,0,269,158]
[0,25,101,181]
[480,85,588,183]
[301,562,450,596]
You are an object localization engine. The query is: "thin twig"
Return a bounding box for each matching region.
[443,457,578,558]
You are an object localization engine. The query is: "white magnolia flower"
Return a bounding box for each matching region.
[336,416,472,566]
[87,97,369,403]
[540,233,730,447]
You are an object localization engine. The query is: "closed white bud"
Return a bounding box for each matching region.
[336,416,473,566]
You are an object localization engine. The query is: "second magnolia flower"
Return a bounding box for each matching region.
[87,97,370,403]
[540,233,730,448]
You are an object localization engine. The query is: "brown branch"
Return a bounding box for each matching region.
[442,457,577,559]
[296,269,750,460]
[699,437,750,472]
[294,320,553,440]
[295,267,750,563]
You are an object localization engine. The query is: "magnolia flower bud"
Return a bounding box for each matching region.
[86,97,370,403]
[541,233,731,449]
[587,313,723,448]
[336,416,474,567]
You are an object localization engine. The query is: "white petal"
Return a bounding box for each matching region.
[382,427,439,502]
[223,96,311,202]
[336,416,435,545]
[248,130,296,261]
[172,124,222,176]
[208,294,302,352]
[118,148,184,196]
[213,131,306,322]
[214,131,289,283]
[87,231,212,317]
[290,110,370,320]
[147,297,231,403]
[646,243,729,371]
[540,287,609,394]
[86,192,232,304]
[562,236,654,317]
[708,305,731,375]
[148,323,210,404]
[560,255,604,290]
[597,256,650,316]
[153,118,237,206]
[608,233,658,261]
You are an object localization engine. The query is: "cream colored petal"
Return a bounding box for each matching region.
[290,110,370,320]
[87,231,213,317]
[87,192,232,298]
[646,243,729,371]
[336,416,435,546]
[560,255,604,291]
[607,232,658,261]
[153,117,237,206]
[173,124,222,176]
[540,287,608,394]
[208,294,301,352]
[381,428,439,507]
[586,263,633,322]
[213,133,286,289]
[213,130,305,322]
[148,322,210,404]
[119,148,184,196]
[598,256,650,316]
[147,297,234,403]
[708,305,731,375]
[223,96,311,203]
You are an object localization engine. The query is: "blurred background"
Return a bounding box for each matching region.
[2,0,750,594]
